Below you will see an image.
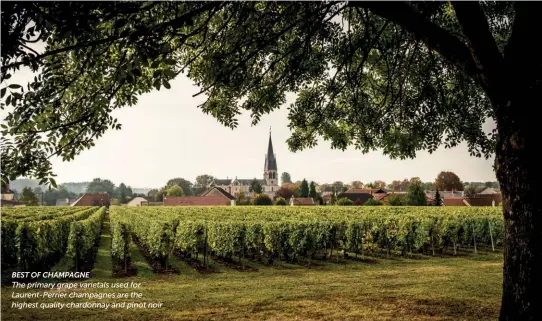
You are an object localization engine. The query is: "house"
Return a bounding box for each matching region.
[163,196,233,206]
[289,196,316,206]
[443,197,470,206]
[71,193,110,206]
[201,186,236,203]
[465,193,502,206]
[127,197,148,206]
[478,187,500,195]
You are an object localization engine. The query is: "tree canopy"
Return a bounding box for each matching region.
[0,1,512,185]
[166,185,184,197]
[166,177,194,196]
[86,178,115,195]
[2,2,541,319]
[280,172,292,184]
[434,171,464,191]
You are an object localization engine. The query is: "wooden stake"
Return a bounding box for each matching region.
[489,221,495,252]
[472,224,477,254]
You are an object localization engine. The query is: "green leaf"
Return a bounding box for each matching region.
[1,88,6,98]
[49,177,57,188]
[151,60,160,68]
[164,69,176,77]
[8,84,22,89]
[164,58,176,65]
[163,80,171,89]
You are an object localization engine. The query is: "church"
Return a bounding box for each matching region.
[211,130,279,198]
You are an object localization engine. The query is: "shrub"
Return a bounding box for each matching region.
[274,197,288,206]
[364,198,382,206]
[253,194,273,206]
[336,197,354,206]
[387,194,406,206]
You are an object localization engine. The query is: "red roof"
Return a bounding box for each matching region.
[346,188,386,194]
[163,196,230,206]
[443,198,467,206]
[291,197,315,206]
[72,193,110,206]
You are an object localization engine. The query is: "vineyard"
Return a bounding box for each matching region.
[1,206,105,273]
[110,206,504,272]
[1,205,505,320]
[2,206,504,277]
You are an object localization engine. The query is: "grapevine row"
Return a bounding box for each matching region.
[109,206,504,269]
[1,206,103,271]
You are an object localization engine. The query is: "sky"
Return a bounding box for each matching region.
[2,53,497,190]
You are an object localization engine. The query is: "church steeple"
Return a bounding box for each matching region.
[264,128,278,185]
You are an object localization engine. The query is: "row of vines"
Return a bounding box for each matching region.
[1,206,105,272]
[110,206,504,269]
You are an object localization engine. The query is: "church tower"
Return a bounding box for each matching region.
[264,128,278,186]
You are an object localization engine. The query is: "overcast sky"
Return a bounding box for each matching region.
[3,59,497,189]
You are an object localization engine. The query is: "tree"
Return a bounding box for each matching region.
[253,193,272,206]
[406,180,427,206]
[1,2,540,318]
[365,182,377,189]
[147,189,159,202]
[387,194,406,206]
[275,187,294,201]
[274,197,288,206]
[166,185,184,197]
[281,172,292,184]
[391,180,402,191]
[299,179,309,198]
[249,178,263,194]
[236,191,249,206]
[364,198,383,206]
[166,178,194,196]
[155,189,166,202]
[350,181,363,189]
[309,181,317,199]
[19,187,39,206]
[330,186,337,205]
[464,185,477,197]
[115,183,131,203]
[433,189,443,206]
[422,182,434,191]
[374,180,386,189]
[434,171,464,191]
[193,174,214,195]
[86,178,115,195]
[336,197,354,206]
[282,182,301,197]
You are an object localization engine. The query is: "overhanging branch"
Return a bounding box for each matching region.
[351,2,484,87]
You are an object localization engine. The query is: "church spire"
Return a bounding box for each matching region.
[264,129,277,172]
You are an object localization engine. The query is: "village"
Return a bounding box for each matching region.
[1,132,501,209]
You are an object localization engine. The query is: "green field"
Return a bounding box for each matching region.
[1,206,504,320]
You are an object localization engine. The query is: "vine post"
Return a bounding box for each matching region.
[472,224,477,254]
[488,219,495,252]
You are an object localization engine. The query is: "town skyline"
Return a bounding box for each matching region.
[5,66,497,189]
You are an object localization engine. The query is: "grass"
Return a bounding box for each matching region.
[1,251,502,321]
[1,217,503,321]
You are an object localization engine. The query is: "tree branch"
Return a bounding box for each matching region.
[352,2,484,88]
[1,2,223,73]
[451,2,504,88]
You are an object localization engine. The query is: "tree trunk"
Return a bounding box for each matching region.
[495,89,541,320]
